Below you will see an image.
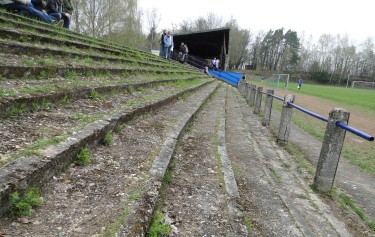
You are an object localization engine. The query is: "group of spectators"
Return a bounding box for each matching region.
[0,0,73,29]
[159,30,189,64]
[159,30,172,59]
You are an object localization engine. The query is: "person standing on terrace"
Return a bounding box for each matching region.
[163,31,172,60]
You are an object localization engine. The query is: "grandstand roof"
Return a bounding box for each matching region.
[173,28,230,69]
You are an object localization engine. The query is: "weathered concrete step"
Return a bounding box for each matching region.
[0,39,187,71]
[268,94,375,227]
[0,78,210,165]
[0,26,157,64]
[0,63,192,79]
[0,11,195,73]
[228,86,352,236]
[0,77,202,117]
[0,81,220,236]
[149,84,248,236]
[0,12,155,61]
[0,79,215,217]
[118,82,222,236]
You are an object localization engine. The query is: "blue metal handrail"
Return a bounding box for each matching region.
[257,89,374,141]
[286,101,373,141]
[270,94,284,102]
[286,102,328,122]
[335,121,374,141]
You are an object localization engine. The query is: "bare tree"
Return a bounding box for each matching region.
[70,0,145,47]
[225,18,251,69]
[145,8,161,50]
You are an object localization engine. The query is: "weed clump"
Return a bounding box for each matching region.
[101,130,113,146]
[89,90,103,100]
[74,147,91,165]
[9,188,43,216]
[148,211,170,237]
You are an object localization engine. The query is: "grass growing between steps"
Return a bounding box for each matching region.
[285,143,314,176]
[324,188,375,233]
[0,74,199,98]
[0,79,206,169]
[148,211,171,237]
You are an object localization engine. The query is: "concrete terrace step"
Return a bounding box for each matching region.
[0,11,155,60]
[153,85,248,236]
[0,64,193,79]
[0,81,220,236]
[0,79,216,217]
[229,86,352,236]
[0,26,152,62]
[0,78,211,164]
[0,39,187,70]
[0,76,203,117]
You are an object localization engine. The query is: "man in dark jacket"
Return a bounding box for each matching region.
[46,0,70,28]
[179,42,188,63]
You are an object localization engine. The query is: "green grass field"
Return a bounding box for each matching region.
[287,83,375,113]
[258,75,375,112]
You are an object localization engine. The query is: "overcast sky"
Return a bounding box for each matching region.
[139,0,374,44]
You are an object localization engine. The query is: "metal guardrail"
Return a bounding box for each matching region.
[243,81,374,192]
[261,91,374,142]
[286,102,328,123]
[335,121,374,141]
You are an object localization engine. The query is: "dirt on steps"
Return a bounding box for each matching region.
[0,78,205,166]
[0,81,219,236]
[150,84,368,236]
[158,85,247,236]
[1,80,373,236]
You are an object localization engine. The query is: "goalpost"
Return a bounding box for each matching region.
[351,81,375,89]
[265,74,290,91]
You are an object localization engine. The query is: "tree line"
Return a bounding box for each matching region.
[69,0,375,85]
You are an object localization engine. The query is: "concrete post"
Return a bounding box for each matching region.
[262,89,274,126]
[277,94,295,145]
[245,83,251,103]
[314,108,350,192]
[238,80,244,94]
[254,87,263,114]
[250,85,256,107]
[242,82,247,97]
[247,84,253,106]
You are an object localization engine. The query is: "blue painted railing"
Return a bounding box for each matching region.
[208,70,241,87]
[261,91,374,141]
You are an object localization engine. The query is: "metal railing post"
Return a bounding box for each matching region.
[262,89,274,126]
[314,108,350,192]
[277,94,295,145]
[254,87,263,114]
